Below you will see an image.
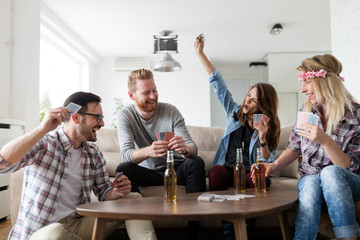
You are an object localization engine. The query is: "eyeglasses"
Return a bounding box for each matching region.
[80,113,104,123]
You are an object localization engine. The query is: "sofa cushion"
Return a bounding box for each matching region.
[273,124,300,179]
[186,125,223,175]
[95,129,122,177]
[275,124,293,158]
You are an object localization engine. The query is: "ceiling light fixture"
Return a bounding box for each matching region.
[153,30,182,72]
[154,53,182,72]
[270,23,283,35]
[249,62,268,68]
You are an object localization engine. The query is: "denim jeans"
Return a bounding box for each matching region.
[294,165,360,240]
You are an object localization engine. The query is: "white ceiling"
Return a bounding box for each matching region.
[42,0,332,66]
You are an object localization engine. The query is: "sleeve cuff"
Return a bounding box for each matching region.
[100,187,113,201]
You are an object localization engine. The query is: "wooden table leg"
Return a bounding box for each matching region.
[278,211,291,240]
[230,218,248,240]
[92,217,107,240]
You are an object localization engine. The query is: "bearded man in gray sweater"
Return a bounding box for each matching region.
[115,68,206,194]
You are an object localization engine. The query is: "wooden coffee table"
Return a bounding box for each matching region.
[76,185,298,240]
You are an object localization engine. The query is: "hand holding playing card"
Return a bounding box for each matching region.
[111,172,131,198]
[40,107,71,133]
[66,102,81,119]
[253,114,270,144]
[167,135,187,154]
[253,114,270,125]
[296,122,329,145]
[150,133,172,158]
[111,171,123,188]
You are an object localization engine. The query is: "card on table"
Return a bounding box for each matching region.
[198,193,215,202]
[111,171,123,187]
[66,102,81,115]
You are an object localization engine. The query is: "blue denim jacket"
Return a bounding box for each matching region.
[209,69,276,166]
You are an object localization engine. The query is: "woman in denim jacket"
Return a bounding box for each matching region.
[194,36,281,190]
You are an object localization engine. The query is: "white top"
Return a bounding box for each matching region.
[49,147,82,223]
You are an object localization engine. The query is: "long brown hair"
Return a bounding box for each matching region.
[239,83,281,151]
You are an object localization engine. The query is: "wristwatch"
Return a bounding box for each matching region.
[260,141,267,147]
[184,146,189,155]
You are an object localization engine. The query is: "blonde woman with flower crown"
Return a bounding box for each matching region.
[251,54,360,239]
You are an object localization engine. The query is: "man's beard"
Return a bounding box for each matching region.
[79,118,99,142]
[136,100,158,112]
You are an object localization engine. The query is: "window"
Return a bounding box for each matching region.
[39,4,99,112]
[39,38,83,109]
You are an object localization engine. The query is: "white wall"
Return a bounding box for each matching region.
[12,0,40,132]
[210,63,267,127]
[265,52,331,126]
[330,0,360,100]
[96,55,212,128]
[0,0,40,132]
[5,0,358,132]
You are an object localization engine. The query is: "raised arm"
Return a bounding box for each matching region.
[194,35,215,75]
[0,107,70,163]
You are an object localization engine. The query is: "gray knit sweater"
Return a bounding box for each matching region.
[117,102,197,170]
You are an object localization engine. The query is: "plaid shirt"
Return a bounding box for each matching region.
[0,127,112,240]
[288,102,360,176]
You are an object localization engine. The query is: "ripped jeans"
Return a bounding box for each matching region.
[294,165,360,240]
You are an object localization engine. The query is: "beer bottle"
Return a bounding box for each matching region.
[164,150,177,202]
[255,148,266,192]
[234,148,246,192]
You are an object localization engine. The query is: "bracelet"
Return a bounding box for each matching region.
[260,141,267,147]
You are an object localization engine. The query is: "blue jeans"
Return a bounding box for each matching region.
[294,165,360,240]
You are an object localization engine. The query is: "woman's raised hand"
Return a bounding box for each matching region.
[194,35,204,55]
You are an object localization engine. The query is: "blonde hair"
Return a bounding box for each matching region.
[128,69,154,93]
[297,54,355,135]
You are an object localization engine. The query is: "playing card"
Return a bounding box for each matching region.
[163,132,175,141]
[307,113,319,125]
[260,114,270,125]
[199,33,206,42]
[296,112,309,129]
[253,114,262,123]
[156,132,165,141]
[156,132,174,141]
[160,132,166,140]
[66,102,81,115]
[111,171,123,187]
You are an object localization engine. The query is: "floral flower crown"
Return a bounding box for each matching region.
[297,69,344,82]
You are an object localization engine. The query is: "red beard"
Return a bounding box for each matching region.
[136,100,158,112]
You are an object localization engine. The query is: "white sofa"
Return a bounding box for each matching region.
[10,124,350,237]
